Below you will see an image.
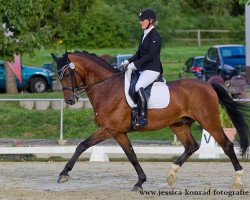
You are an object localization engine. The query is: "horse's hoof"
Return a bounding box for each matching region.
[131,186,143,192]
[233,182,243,189]
[167,173,176,186]
[57,175,70,184]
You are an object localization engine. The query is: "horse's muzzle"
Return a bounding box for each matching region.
[65,93,78,105]
[66,99,76,105]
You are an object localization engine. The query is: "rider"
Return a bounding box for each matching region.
[122,8,163,127]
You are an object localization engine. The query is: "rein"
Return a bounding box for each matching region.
[58,63,125,99]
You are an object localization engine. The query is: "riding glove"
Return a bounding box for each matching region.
[120,60,129,67]
[120,60,129,71]
[127,62,137,70]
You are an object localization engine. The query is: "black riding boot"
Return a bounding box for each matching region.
[135,87,148,127]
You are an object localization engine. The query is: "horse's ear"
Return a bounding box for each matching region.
[51,53,58,62]
[65,50,69,57]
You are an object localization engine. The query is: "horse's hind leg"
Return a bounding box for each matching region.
[58,127,112,183]
[114,133,146,191]
[167,122,199,186]
[207,128,243,188]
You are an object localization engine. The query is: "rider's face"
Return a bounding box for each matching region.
[140,19,150,30]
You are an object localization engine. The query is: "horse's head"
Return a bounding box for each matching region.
[51,52,81,105]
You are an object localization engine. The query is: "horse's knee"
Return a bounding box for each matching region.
[193,142,200,152]
[76,145,85,153]
[75,141,89,153]
[186,142,199,155]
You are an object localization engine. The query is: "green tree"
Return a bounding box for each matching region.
[38,0,95,50]
[72,1,132,48]
[0,0,51,93]
[239,0,250,4]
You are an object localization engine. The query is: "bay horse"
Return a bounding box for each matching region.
[51,51,249,191]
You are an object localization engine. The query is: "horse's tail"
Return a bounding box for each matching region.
[211,83,249,155]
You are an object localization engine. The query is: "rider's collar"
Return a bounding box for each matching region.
[143,26,154,35]
[142,26,154,42]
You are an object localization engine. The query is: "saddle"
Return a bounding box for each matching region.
[128,70,164,104]
[124,69,169,109]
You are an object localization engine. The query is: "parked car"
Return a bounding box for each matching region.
[184,56,204,78]
[108,54,133,70]
[0,60,55,93]
[202,44,246,80]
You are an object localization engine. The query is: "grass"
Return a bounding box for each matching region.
[0,102,96,140]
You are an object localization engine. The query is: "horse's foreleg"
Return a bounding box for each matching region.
[58,128,112,184]
[114,133,146,191]
[167,123,199,186]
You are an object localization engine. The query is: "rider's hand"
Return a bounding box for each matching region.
[120,60,129,67]
[120,60,129,71]
[127,62,137,70]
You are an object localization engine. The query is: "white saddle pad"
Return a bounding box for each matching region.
[124,70,170,109]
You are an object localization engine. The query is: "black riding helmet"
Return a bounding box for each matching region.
[139,9,157,21]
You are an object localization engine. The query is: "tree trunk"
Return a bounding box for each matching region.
[4,62,18,94]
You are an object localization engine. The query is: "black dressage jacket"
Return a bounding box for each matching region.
[128,28,163,73]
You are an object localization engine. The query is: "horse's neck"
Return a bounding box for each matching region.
[86,69,124,110]
[72,55,112,85]
[84,63,114,86]
[78,59,122,108]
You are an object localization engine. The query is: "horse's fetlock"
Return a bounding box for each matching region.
[140,176,147,182]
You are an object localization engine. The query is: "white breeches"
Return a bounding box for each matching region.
[135,70,160,92]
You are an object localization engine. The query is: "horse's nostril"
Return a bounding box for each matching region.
[66,99,75,105]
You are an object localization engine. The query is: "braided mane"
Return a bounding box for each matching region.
[71,50,117,72]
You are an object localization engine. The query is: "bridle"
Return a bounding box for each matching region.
[57,62,82,100]
[58,62,125,100]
